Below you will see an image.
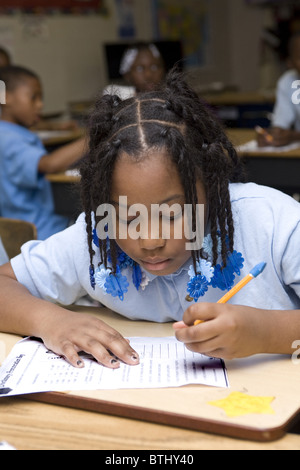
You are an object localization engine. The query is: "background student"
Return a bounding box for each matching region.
[257,31,300,147]
[0,45,77,131]
[103,41,166,99]
[0,65,86,240]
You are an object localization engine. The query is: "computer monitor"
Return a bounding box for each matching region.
[104,40,184,80]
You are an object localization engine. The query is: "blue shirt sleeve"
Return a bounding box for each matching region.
[0,128,46,189]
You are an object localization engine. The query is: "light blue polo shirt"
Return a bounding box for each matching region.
[10,183,300,323]
[0,121,69,240]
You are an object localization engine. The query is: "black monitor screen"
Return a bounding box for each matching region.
[104,40,184,80]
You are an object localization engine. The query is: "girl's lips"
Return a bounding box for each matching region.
[141,258,171,272]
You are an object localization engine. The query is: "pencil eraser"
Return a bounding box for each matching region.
[250,262,267,278]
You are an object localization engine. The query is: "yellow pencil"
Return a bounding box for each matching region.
[194,262,266,326]
[255,126,274,144]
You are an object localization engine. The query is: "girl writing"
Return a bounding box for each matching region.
[0,69,300,368]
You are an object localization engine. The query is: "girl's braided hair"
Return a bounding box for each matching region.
[80,68,246,278]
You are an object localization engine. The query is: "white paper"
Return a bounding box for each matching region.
[65,168,80,177]
[0,441,16,451]
[34,130,74,141]
[0,337,228,397]
[238,139,300,154]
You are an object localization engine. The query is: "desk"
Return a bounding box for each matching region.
[0,397,299,450]
[38,128,84,150]
[202,91,275,129]
[228,129,300,157]
[228,129,300,196]
[47,129,300,219]
[202,91,275,107]
[0,307,300,450]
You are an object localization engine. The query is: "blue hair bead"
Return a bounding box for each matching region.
[89,265,96,290]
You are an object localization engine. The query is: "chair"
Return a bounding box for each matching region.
[0,217,37,259]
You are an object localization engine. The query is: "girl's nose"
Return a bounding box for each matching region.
[139,236,166,251]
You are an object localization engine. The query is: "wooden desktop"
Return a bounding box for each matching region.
[0,307,300,450]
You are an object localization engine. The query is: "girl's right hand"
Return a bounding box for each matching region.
[38,309,140,369]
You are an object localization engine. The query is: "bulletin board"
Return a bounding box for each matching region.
[0,0,106,14]
[152,0,211,68]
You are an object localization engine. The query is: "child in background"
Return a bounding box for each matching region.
[0,65,86,239]
[0,69,300,369]
[258,32,300,147]
[103,42,166,100]
[0,47,77,131]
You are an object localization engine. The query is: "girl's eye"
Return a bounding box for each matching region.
[134,65,144,73]
[118,215,138,226]
[117,209,183,225]
[161,211,182,222]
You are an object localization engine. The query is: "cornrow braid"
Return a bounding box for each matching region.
[80,68,246,279]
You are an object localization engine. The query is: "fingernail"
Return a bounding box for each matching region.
[131,354,139,362]
[111,358,119,365]
[173,321,186,329]
[77,360,84,367]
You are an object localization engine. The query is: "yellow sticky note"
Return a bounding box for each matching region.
[208,392,275,418]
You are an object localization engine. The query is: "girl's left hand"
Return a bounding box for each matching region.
[173,302,269,359]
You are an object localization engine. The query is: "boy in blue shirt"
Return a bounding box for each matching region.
[0,66,86,239]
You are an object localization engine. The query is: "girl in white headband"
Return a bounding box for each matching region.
[104,42,166,99]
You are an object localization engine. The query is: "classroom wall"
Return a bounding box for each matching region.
[0,0,267,114]
[227,0,266,91]
[0,0,154,113]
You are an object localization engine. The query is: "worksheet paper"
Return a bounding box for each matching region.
[238,139,300,153]
[0,337,229,397]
